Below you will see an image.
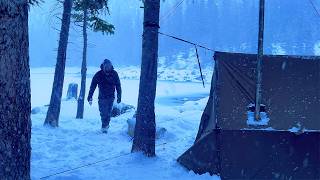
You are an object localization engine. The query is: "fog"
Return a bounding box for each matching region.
[29,0,320,67]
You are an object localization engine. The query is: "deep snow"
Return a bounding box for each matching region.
[30,67,219,180]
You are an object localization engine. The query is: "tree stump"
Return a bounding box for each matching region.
[66,83,78,100]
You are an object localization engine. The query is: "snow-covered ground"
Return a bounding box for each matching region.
[30,67,219,179]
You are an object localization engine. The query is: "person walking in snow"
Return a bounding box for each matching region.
[87,59,122,133]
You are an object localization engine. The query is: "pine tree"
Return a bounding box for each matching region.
[73,0,115,119]
[44,0,73,127]
[132,0,160,157]
[0,0,31,178]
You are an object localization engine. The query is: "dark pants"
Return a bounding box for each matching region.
[98,98,114,128]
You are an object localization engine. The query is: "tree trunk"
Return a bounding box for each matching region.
[76,7,88,119]
[255,0,265,120]
[132,0,160,157]
[44,0,73,127]
[0,1,31,179]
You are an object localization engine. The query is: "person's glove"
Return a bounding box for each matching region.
[87,97,93,105]
[117,97,121,104]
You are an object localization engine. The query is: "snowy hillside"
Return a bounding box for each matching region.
[116,51,214,83]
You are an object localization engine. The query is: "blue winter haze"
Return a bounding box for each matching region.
[29,0,320,67]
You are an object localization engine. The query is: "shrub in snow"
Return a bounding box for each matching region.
[111,103,135,117]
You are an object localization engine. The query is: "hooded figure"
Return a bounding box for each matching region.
[100,59,113,73]
[87,59,122,133]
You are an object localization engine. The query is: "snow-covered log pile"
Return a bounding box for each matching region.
[111,103,135,117]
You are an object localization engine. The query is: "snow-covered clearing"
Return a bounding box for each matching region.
[30,67,219,180]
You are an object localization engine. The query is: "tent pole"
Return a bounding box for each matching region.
[255,0,265,120]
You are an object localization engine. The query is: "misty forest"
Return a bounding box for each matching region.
[1,0,319,179]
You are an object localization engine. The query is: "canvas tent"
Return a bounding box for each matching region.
[177,51,320,179]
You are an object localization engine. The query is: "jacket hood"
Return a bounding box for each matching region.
[100,59,114,72]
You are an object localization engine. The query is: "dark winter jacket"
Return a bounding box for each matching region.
[87,69,121,101]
